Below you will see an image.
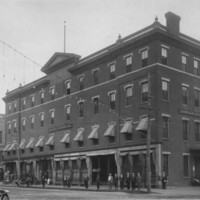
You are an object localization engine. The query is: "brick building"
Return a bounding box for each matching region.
[2,12,200,186]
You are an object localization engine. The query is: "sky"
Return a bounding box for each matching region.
[0,0,200,113]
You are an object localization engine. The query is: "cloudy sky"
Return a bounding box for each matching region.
[0,0,200,113]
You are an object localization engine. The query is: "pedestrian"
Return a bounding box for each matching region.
[108,173,113,190]
[63,175,67,188]
[84,175,89,189]
[41,174,45,188]
[136,172,142,191]
[119,173,124,190]
[131,172,136,191]
[96,174,100,190]
[67,175,72,187]
[26,174,31,187]
[113,173,118,190]
[162,172,167,189]
[126,172,131,190]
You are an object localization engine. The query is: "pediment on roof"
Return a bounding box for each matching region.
[41,52,81,74]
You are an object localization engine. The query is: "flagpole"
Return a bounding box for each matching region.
[64,21,66,53]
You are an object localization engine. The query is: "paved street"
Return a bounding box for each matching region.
[1,185,200,200]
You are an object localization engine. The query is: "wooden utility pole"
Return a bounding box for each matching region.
[146,73,151,193]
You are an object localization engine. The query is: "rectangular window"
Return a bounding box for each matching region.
[109,63,116,79]
[182,55,187,72]
[194,89,200,107]
[8,122,11,134]
[141,49,148,67]
[109,92,116,110]
[66,81,71,95]
[162,116,169,138]
[183,155,189,177]
[40,113,44,127]
[93,97,99,114]
[22,119,26,131]
[183,119,189,141]
[141,82,149,102]
[79,75,84,90]
[194,60,199,76]
[8,103,11,114]
[30,95,35,107]
[50,87,55,100]
[22,99,26,110]
[79,101,84,117]
[30,116,34,129]
[14,102,17,112]
[161,48,168,65]
[125,86,133,106]
[65,105,71,120]
[194,122,200,141]
[50,110,55,124]
[13,121,17,133]
[162,154,169,176]
[125,56,132,73]
[182,86,188,105]
[0,131,2,144]
[40,91,44,104]
[162,80,169,101]
[93,69,99,85]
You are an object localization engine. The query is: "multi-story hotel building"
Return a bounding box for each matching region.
[2,12,200,186]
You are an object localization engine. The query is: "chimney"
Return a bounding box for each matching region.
[165,12,181,35]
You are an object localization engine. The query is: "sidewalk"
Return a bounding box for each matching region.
[1,182,200,198]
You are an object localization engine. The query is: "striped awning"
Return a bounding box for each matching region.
[45,135,54,146]
[3,143,10,152]
[8,142,17,151]
[120,121,132,133]
[88,126,99,139]
[135,118,148,131]
[19,139,26,150]
[60,133,70,143]
[73,129,84,141]
[35,137,44,147]
[26,138,35,149]
[104,124,115,137]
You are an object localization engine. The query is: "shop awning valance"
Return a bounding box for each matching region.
[45,135,54,146]
[60,133,70,143]
[120,121,132,133]
[26,138,35,149]
[35,137,44,147]
[104,124,115,137]
[3,144,10,152]
[19,139,26,150]
[73,129,84,141]
[135,118,148,131]
[8,142,17,151]
[88,126,99,139]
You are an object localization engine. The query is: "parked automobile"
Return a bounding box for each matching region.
[0,189,9,200]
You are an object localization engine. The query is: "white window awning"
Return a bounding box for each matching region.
[60,133,70,143]
[3,143,11,152]
[73,129,84,141]
[8,142,17,151]
[104,124,115,137]
[45,135,54,146]
[135,118,148,131]
[19,139,26,150]
[26,138,35,149]
[35,137,44,147]
[88,126,99,139]
[120,121,132,133]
